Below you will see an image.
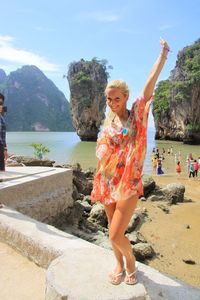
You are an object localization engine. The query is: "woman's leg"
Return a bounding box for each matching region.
[108,195,138,283]
[104,203,124,274]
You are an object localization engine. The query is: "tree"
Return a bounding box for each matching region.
[30,143,50,159]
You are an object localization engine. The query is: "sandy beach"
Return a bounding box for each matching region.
[139,174,200,289]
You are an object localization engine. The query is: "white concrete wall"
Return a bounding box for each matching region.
[0,167,73,223]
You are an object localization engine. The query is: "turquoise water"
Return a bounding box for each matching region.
[7,129,200,174]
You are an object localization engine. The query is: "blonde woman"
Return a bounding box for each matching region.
[91,38,170,285]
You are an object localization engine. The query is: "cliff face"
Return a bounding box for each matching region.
[67,59,108,141]
[0,66,73,131]
[153,38,200,144]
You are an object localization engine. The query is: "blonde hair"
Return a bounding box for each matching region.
[102,80,130,129]
[104,79,129,97]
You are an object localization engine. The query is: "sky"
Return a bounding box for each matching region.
[0,0,200,115]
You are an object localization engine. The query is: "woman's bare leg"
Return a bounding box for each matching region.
[104,203,124,274]
[108,195,138,283]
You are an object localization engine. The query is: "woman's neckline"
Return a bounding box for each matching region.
[112,109,130,128]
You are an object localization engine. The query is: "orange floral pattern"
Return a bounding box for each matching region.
[91,96,152,205]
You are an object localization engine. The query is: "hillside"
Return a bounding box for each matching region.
[0,65,74,131]
[153,38,200,144]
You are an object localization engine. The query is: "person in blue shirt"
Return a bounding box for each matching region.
[0,93,8,171]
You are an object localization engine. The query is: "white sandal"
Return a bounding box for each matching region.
[124,268,137,285]
[109,270,125,285]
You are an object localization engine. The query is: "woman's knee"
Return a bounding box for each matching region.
[109,227,124,244]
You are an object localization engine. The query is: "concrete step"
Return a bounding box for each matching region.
[1,198,200,300]
[46,249,148,300]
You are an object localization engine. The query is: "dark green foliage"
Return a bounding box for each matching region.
[30,143,50,158]
[186,123,200,132]
[153,80,171,118]
[153,39,200,118]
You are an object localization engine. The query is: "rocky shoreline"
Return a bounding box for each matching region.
[7,155,190,263]
[6,155,199,288]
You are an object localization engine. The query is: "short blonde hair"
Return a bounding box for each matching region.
[105,79,130,97]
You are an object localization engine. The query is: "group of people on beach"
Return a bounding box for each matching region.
[151,147,165,175]
[151,146,200,179]
[186,153,200,179]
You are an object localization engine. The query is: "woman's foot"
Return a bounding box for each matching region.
[124,268,137,285]
[109,269,125,285]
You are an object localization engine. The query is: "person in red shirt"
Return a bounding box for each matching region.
[176,161,181,175]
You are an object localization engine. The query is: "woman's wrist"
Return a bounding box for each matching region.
[160,47,169,59]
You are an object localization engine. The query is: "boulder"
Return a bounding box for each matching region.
[133,242,155,261]
[9,155,55,167]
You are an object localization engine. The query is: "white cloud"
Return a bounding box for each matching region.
[0,35,59,72]
[77,11,120,22]
[159,24,173,31]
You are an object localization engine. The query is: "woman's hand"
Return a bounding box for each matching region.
[160,37,170,52]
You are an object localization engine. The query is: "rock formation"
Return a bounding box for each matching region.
[67,58,108,141]
[0,65,73,131]
[153,38,200,144]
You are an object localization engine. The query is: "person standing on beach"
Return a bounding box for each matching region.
[0,93,8,172]
[91,38,170,285]
[0,93,8,209]
[176,161,181,176]
[188,161,195,178]
[193,160,199,178]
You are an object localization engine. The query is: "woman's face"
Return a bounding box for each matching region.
[105,87,128,115]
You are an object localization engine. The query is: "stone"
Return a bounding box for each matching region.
[73,169,93,195]
[142,175,156,197]
[182,258,196,265]
[9,155,55,167]
[87,203,107,228]
[153,38,200,144]
[133,243,155,261]
[161,183,185,204]
[67,59,108,141]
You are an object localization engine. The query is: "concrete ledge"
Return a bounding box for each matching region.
[46,249,148,300]
[1,207,200,300]
[0,207,96,267]
[0,167,73,223]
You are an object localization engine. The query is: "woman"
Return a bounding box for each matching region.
[91,38,170,285]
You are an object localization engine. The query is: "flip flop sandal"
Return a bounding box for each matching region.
[124,269,138,285]
[109,270,125,285]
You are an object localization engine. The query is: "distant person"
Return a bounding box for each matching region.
[162,147,165,154]
[186,153,193,172]
[170,146,173,155]
[91,38,170,285]
[155,148,160,159]
[167,148,170,155]
[0,93,8,172]
[188,161,195,178]
[151,154,157,172]
[156,158,164,175]
[175,161,181,176]
[0,93,8,209]
[193,160,199,178]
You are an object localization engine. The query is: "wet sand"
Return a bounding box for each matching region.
[139,174,200,289]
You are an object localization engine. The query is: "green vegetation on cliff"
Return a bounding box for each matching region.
[153,80,171,118]
[66,58,110,141]
[153,38,200,144]
[153,39,200,118]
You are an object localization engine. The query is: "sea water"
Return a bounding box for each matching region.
[6,128,200,175]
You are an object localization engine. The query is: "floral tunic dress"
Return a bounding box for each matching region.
[91,96,152,205]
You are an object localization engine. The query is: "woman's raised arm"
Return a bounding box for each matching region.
[141,37,170,103]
